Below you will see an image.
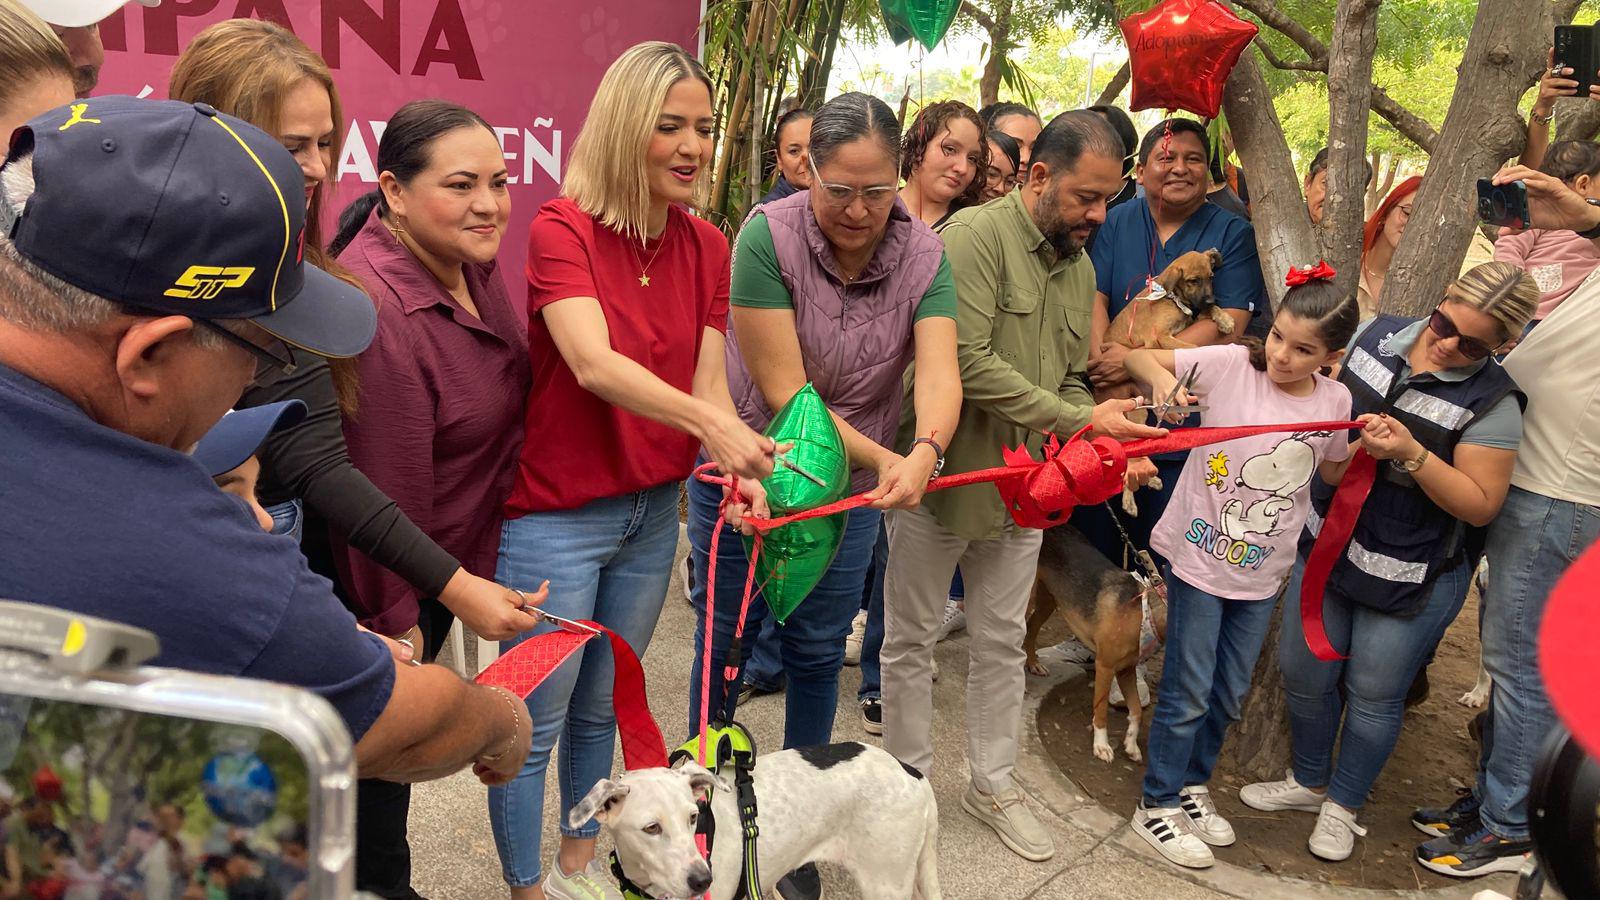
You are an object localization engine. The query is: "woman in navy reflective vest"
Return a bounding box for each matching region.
[1240,262,1539,862]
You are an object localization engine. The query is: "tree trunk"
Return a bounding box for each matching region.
[1222,47,1320,312]
[977,0,1014,109]
[1320,0,1381,298]
[1094,60,1132,107]
[1379,0,1550,317]
[1556,95,1600,141]
[1216,599,1293,782]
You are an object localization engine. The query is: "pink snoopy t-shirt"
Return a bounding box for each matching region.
[1149,344,1353,600]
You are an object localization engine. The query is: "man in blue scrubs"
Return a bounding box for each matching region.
[1080,117,1267,564]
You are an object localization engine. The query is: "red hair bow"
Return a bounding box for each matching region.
[1285,261,1336,286]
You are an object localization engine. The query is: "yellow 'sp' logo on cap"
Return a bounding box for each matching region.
[164,266,256,300]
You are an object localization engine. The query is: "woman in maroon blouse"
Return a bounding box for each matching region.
[329,99,540,898]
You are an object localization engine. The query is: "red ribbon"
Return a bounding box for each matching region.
[476,623,668,771]
[1297,449,1377,662]
[1285,260,1336,286]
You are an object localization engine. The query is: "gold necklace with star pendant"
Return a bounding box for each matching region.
[629,226,668,288]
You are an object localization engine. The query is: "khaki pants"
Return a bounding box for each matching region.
[882,504,1043,793]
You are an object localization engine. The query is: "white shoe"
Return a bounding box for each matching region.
[843,610,867,666]
[1110,664,1151,708]
[1239,770,1325,814]
[962,784,1055,861]
[679,555,693,603]
[1179,786,1235,846]
[1038,636,1096,667]
[938,599,966,640]
[1308,800,1367,861]
[1132,803,1214,869]
[543,858,624,900]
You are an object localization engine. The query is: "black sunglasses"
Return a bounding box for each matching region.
[194,318,298,388]
[1428,306,1505,361]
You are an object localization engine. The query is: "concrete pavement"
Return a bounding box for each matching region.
[414,530,1520,899]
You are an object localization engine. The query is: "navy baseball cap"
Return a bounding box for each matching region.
[192,400,305,478]
[3,96,375,358]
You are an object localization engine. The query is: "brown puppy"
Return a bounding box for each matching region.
[1025,526,1167,762]
[1103,248,1231,352]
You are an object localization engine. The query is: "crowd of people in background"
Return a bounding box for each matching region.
[0,0,1596,898]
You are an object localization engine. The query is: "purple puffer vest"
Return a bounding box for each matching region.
[726,190,945,492]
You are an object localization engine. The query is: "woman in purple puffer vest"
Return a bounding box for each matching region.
[685,90,962,759]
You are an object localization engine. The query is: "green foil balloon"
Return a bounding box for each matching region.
[743,384,849,624]
[878,0,961,50]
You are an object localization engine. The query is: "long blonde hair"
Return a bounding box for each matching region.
[0,0,71,118]
[1448,261,1539,341]
[169,18,362,410]
[562,41,712,242]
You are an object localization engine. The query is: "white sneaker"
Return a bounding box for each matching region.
[1239,770,1326,814]
[843,610,867,666]
[938,599,966,640]
[1110,663,1151,708]
[1179,786,1235,846]
[543,858,624,900]
[1308,800,1367,861]
[1132,803,1214,869]
[962,784,1054,861]
[1040,635,1096,666]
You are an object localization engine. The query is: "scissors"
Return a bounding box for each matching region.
[773,448,826,487]
[515,590,601,636]
[1147,363,1202,422]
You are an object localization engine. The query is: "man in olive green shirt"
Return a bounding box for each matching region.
[883,111,1163,863]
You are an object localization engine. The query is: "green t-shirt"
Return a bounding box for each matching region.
[730,213,957,321]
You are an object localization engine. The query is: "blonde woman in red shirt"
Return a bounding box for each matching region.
[489,42,775,900]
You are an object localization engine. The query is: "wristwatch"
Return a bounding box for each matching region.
[910,436,946,479]
[1394,448,1430,473]
[1577,198,1600,241]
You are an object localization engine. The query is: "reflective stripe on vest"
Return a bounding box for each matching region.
[1346,539,1429,584]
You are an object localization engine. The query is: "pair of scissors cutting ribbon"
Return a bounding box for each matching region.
[1151,363,1201,423]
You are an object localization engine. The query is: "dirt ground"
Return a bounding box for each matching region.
[1035,589,1487,891]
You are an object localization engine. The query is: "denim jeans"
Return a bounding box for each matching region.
[486,483,679,887]
[1142,573,1277,808]
[858,522,888,701]
[264,498,303,542]
[743,617,785,691]
[1476,485,1600,839]
[1279,555,1470,810]
[1076,455,1186,569]
[685,472,880,749]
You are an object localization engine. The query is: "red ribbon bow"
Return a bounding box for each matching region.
[1285,261,1336,287]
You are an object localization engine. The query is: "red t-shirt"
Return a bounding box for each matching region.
[506,198,730,514]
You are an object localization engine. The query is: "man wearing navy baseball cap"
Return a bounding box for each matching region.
[0,98,533,788]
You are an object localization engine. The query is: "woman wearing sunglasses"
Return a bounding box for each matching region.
[1240,261,1537,864]
[685,91,961,894]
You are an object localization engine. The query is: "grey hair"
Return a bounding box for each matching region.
[1028,110,1124,179]
[808,91,901,171]
[0,153,225,346]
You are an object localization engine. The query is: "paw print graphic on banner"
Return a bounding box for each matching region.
[580,9,626,65]
[1205,451,1229,490]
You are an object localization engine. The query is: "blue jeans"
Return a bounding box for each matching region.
[858,522,888,701]
[264,498,303,541]
[743,618,785,692]
[1077,455,1186,569]
[1476,486,1600,839]
[1142,573,1277,808]
[685,473,879,749]
[486,483,679,887]
[1279,555,1470,809]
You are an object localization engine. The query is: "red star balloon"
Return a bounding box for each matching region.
[1120,0,1259,120]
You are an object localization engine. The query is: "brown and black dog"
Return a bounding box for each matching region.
[1025,526,1168,762]
[1103,248,1231,353]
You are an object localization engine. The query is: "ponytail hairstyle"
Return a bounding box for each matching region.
[1447,261,1539,343]
[1244,264,1361,372]
[329,99,494,256]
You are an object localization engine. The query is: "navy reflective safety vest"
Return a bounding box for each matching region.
[1307,315,1523,616]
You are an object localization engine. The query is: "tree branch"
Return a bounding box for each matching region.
[1094,60,1131,106]
[1321,0,1381,298]
[1242,0,1440,151]
[1555,0,1586,25]
[959,0,998,35]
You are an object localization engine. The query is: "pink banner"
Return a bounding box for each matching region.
[95,0,706,304]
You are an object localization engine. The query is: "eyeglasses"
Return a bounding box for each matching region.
[194,318,298,388]
[1428,306,1505,361]
[809,161,898,209]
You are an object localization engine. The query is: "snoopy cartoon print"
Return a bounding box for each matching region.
[1219,437,1317,540]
